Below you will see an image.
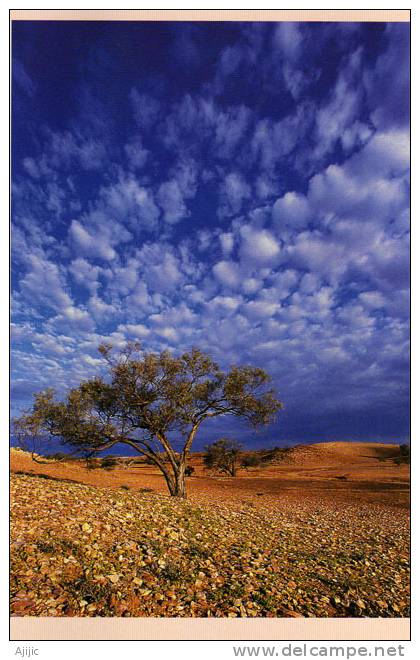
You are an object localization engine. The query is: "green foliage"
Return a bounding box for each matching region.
[12,343,282,497]
[203,438,242,476]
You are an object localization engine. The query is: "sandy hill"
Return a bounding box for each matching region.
[278,441,401,466]
[11,441,402,470]
[9,441,409,510]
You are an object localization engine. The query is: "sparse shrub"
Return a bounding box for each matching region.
[138,539,163,556]
[120,484,130,490]
[36,540,56,553]
[394,444,410,464]
[187,542,210,559]
[86,457,101,470]
[48,451,68,461]
[139,486,154,493]
[185,466,194,476]
[241,453,261,469]
[101,456,117,470]
[258,446,289,463]
[160,561,183,583]
[36,536,78,554]
[67,576,114,605]
[400,444,410,459]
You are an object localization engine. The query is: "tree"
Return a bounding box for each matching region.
[13,342,282,498]
[203,438,243,477]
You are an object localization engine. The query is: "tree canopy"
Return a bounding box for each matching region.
[14,342,283,497]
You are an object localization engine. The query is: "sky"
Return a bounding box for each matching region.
[11,20,410,449]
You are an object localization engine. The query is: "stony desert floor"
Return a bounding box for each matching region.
[10,442,410,618]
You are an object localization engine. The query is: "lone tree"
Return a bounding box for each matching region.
[13,342,282,498]
[203,438,243,477]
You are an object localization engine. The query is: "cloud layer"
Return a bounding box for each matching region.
[11,21,410,446]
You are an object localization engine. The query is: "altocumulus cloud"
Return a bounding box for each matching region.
[11,21,409,446]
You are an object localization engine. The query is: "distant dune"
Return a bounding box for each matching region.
[278,441,401,466]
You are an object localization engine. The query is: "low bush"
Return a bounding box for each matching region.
[48,452,68,461]
[395,444,410,464]
[86,458,101,470]
[241,454,261,469]
[101,456,117,470]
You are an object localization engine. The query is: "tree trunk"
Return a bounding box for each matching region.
[160,462,187,498]
[173,463,187,498]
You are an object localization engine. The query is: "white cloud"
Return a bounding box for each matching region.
[48,306,96,334]
[241,277,262,295]
[124,137,149,170]
[272,192,310,230]
[100,178,160,232]
[20,254,73,311]
[22,157,41,179]
[213,260,241,288]
[250,106,310,172]
[359,291,386,310]
[83,354,103,367]
[46,130,106,171]
[297,129,409,251]
[157,180,187,224]
[69,220,117,261]
[155,326,179,343]
[219,232,234,256]
[219,172,251,216]
[214,105,251,159]
[88,296,118,321]
[139,246,184,293]
[240,226,280,265]
[207,295,242,313]
[130,89,161,129]
[69,258,102,294]
[314,48,363,158]
[243,300,280,320]
[273,23,302,60]
[118,323,150,338]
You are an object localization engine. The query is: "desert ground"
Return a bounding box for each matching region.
[10,442,409,618]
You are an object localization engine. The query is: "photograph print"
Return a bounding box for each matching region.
[11,15,410,623]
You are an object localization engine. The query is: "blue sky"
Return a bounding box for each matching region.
[11,21,410,448]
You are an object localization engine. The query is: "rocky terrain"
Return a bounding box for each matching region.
[10,442,410,618]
